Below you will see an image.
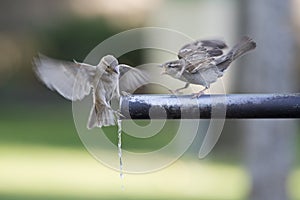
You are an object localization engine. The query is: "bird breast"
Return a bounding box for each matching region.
[181,67,224,88]
[93,71,119,102]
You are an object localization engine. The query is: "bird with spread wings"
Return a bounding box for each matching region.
[34,54,148,128]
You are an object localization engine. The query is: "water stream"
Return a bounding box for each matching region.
[117,119,124,189]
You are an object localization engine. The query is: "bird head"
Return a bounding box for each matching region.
[160,60,184,76]
[100,55,119,74]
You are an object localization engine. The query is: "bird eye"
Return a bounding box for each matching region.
[168,63,177,68]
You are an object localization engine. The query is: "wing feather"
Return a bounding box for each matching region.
[33,54,96,101]
[118,64,149,94]
[178,39,227,58]
[178,39,228,74]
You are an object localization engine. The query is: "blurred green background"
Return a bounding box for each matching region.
[0,0,300,200]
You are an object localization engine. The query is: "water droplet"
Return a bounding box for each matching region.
[117,119,124,189]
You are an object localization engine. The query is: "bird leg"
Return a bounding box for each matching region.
[169,83,190,94]
[121,91,132,97]
[192,87,208,98]
[105,103,125,118]
[113,110,125,118]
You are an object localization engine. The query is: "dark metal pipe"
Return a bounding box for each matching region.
[120,93,300,119]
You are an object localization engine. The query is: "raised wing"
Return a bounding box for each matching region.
[34,54,96,101]
[178,39,228,74]
[118,64,149,94]
[198,39,228,49]
[184,52,215,74]
[178,39,227,59]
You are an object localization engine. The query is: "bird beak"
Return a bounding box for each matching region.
[113,68,118,74]
[161,68,167,75]
[159,64,167,75]
[105,67,118,74]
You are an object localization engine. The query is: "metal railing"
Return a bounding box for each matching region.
[120,93,300,119]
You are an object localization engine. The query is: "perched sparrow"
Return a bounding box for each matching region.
[34,54,148,129]
[161,36,256,97]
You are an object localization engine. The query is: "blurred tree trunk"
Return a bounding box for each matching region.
[238,0,297,200]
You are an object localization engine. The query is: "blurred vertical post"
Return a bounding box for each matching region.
[239,0,297,199]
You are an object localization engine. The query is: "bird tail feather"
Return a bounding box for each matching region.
[87,104,115,129]
[216,36,256,72]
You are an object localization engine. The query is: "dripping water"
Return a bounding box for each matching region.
[117,118,124,189]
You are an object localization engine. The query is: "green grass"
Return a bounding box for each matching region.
[0,104,81,148]
[0,144,249,200]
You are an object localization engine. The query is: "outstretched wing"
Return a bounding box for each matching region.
[118,64,149,94]
[178,39,228,73]
[178,39,227,59]
[33,54,96,101]
[184,52,216,73]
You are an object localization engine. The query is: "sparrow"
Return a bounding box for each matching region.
[161,36,256,97]
[34,54,148,129]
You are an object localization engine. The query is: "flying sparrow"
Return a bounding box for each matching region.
[161,36,256,97]
[34,54,148,129]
